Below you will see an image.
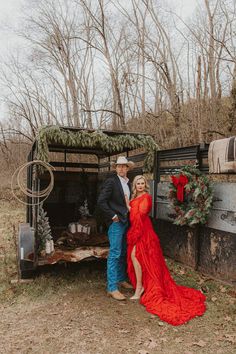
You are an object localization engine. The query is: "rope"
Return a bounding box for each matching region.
[11,160,55,206]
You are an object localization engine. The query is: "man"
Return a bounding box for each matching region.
[97,156,134,300]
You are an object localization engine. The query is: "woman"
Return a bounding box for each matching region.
[125,175,206,326]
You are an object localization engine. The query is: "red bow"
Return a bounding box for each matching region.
[171,174,189,202]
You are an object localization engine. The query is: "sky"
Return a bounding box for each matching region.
[0,0,197,120]
[0,0,25,53]
[0,0,197,54]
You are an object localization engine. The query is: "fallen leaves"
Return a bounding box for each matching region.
[220,285,227,293]
[118,329,130,334]
[1,200,236,354]
[224,333,236,344]
[139,337,159,350]
[227,289,236,298]
[146,338,158,349]
[211,296,218,302]
[200,285,209,293]
[192,340,207,347]
[158,321,165,326]
[138,350,149,354]
[224,315,232,322]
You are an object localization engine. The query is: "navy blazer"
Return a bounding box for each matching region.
[97,175,131,226]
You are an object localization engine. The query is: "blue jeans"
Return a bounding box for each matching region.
[107,221,128,292]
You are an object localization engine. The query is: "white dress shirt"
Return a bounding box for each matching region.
[118,175,130,199]
[112,175,130,220]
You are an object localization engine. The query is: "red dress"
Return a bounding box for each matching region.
[127,193,206,326]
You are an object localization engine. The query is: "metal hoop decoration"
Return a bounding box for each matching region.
[11,160,55,206]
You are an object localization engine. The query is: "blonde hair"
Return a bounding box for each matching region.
[131,175,150,199]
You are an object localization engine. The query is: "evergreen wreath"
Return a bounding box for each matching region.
[168,165,213,226]
[36,125,158,172]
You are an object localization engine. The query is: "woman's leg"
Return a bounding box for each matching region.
[130,246,144,299]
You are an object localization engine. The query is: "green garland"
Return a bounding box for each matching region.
[36,125,158,172]
[168,165,213,226]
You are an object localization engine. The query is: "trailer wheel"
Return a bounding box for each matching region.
[18,224,36,279]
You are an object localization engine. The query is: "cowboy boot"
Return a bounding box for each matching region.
[107,290,126,301]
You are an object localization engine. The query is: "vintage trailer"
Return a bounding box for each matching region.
[18,129,236,283]
[18,126,157,278]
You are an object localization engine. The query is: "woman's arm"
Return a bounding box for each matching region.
[139,194,152,216]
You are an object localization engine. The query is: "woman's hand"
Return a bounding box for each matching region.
[125,194,131,211]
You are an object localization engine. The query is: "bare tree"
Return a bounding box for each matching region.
[1,0,236,154]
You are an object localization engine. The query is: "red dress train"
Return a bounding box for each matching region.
[127,193,206,326]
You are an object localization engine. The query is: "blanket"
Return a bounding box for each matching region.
[208,136,236,173]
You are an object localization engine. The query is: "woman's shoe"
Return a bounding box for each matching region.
[130,287,144,300]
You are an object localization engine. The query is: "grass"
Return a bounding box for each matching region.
[0,199,236,354]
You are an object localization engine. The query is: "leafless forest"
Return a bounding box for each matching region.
[0,0,236,179]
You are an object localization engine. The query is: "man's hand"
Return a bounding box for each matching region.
[112,215,120,222]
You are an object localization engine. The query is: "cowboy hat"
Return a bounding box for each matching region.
[111,156,135,169]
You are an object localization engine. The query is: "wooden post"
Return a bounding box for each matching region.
[193,225,200,270]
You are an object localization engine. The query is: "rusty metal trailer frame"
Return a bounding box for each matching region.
[153,144,236,284]
[19,127,150,278]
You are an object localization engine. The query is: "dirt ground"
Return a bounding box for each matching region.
[0,198,236,354]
